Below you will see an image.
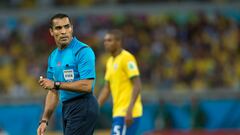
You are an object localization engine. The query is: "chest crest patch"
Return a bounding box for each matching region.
[63,69,74,81]
[113,63,118,70]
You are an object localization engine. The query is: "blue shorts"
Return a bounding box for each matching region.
[62,93,99,135]
[111,116,141,135]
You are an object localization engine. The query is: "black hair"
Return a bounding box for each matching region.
[107,29,123,42]
[49,13,72,28]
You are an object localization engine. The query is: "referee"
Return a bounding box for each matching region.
[37,13,98,135]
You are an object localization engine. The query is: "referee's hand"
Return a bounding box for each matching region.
[37,123,47,135]
[38,76,54,90]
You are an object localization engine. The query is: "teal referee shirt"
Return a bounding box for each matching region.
[46,37,96,102]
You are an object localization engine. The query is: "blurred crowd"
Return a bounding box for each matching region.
[0,0,237,9]
[0,9,240,97]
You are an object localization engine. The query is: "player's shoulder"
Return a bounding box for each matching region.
[122,50,135,59]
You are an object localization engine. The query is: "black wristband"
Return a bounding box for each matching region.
[39,120,48,126]
[54,81,61,90]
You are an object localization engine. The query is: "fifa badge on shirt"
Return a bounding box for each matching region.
[63,69,74,81]
[128,61,136,70]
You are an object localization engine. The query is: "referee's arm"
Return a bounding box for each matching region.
[37,90,58,135]
[41,90,59,121]
[58,79,94,93]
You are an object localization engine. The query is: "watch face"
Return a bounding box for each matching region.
[54,82,61,90]
[56,82,60,86]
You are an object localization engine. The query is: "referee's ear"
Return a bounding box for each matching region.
[49,28,54,36]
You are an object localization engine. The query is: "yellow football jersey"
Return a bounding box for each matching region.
[105,50,143,117]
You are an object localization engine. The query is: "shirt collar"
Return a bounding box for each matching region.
[67,36,77,49]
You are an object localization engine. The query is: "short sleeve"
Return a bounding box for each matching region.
[123,55,140,78]
[75,47,96,80]
[46,55,54,80]
[104,61,110,81]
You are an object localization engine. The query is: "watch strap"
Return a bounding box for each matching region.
[39,120,48,126]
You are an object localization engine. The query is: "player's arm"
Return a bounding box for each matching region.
[98,81,110,107]
[123,56,141,118]
[127,76,141,114]
[125,75,141,127]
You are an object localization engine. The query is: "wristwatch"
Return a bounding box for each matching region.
[39,120,48,126]
[54,81,61,90]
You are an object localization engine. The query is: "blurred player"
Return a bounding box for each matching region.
[37,13,98,135]
[98,29,143,135]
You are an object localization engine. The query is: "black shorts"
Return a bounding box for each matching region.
[62,93,99,135]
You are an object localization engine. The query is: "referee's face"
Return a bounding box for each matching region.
[104,34,118,54]
[50,17,73,49]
